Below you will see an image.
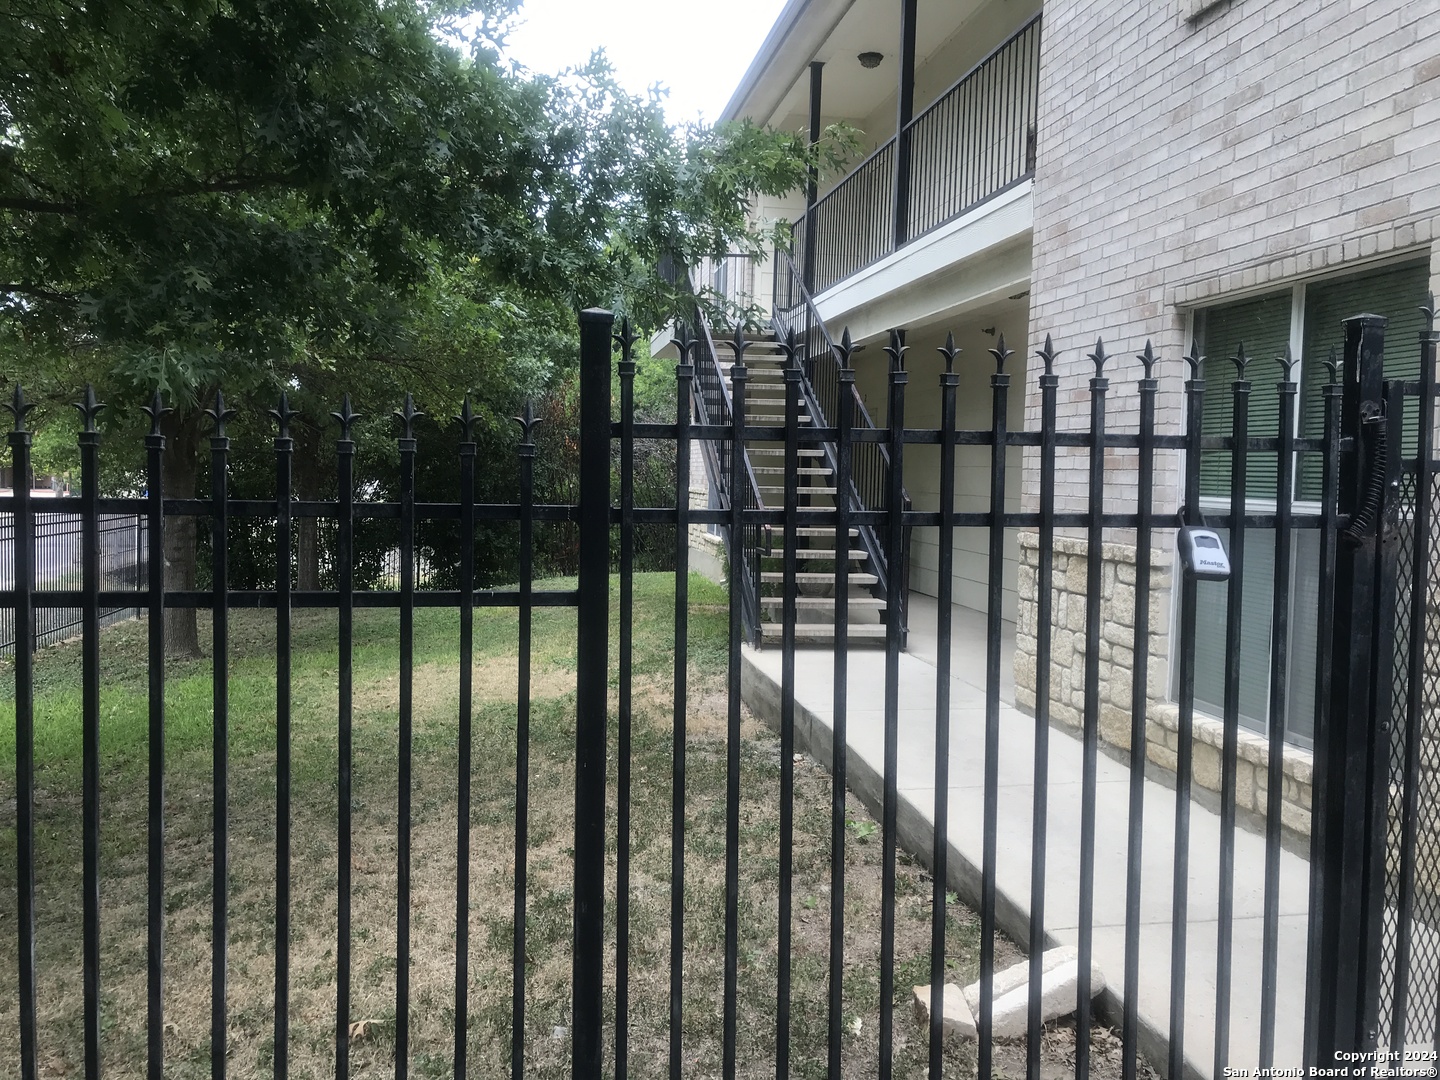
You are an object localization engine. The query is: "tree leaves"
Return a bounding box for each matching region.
[0,0,831,456]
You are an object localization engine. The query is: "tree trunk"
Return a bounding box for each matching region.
[161,407,204,658]
[294,422,326,591]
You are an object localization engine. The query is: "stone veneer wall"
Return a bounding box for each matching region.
[1014,533,1314,837]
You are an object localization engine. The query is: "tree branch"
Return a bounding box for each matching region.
[0,197,81,215]
[146,172,304,200]
[0,171,307,217]
[0,283,78,304]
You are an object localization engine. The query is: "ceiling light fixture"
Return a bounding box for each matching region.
[858,51,884,69]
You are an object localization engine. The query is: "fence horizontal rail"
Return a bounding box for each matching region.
[1,506,1348,533]
[0,589,580,609]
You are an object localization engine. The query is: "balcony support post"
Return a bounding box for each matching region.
[892,0,918,249]
[803,60,824,295]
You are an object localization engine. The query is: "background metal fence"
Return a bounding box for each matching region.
[0,511,146,656]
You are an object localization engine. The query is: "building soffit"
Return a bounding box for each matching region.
[720,0,856,126]
[723,0,1020,132]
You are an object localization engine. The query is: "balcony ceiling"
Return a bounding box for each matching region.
[724,0,1001,135]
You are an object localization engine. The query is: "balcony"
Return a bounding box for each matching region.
[776,15,1040,312]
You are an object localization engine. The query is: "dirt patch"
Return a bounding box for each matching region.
[351,655,576,717]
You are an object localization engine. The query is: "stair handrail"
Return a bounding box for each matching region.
[771,247,912,638]
[676,270,766,643]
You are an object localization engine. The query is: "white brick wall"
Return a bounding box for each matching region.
[1027,0,1440,515]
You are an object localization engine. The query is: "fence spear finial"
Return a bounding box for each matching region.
[1137,340,1158,381]
[937,331,960,375]
[835,327,857,372]
[269,391,297,438]
[613,316,639,358]
[728,324,750,365]
[1276,344,1299,383]
[513,399,543,445]
[205,389,236,436]
[73,384,106,433]
[1422,291,1436,334]
[989,332,1014,375]
[1323,344,1341,383]
[1087,337,1107,377]
[670,321,695,364]
[1183,339,1204,382]
[777,325,802,369]
[1230,342,1251,380]
[1035,334,1059,377]
[4,385,35,432]
[394,393,423,440]
[455,393,477,442]
[141,390,171,436]
[332,393,362,441]
[884,328,908,373]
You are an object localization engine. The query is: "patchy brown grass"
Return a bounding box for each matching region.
[0,574,1150,1079]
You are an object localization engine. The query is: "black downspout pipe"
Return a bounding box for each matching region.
[893,0,919,249]
[803,60,824,295]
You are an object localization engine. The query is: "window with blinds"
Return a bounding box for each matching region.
[1298,260,1431,497]
[1187,257,1431,746]
[1197,291,1291,499]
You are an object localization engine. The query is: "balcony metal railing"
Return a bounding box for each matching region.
[777,14,1041,308]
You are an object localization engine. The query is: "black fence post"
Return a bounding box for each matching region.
[1312,312,1395,1062]
[77,387,104,1078]
[573,307,614,1080]
[7,387,38,1080]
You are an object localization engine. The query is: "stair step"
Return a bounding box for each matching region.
[748,448,824,457]
[758,486,837,496]
[754,596,887,604]
[750,467,832,475]
[759,595,886,607]
[758,548,868,560]
[760,571,878,584]
[794,526,858,537]
[747,413,811,423]
[760,623,889,640]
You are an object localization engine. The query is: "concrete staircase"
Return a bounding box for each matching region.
[723,338,888,645]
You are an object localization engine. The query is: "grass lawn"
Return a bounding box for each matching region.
[0,573,1141,1078]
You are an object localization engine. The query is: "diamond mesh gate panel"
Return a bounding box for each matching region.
[1377,467,1440,1049]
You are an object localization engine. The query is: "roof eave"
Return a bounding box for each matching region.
[719,0,855,126]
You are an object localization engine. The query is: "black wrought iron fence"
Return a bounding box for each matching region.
[1,306,1433,1080]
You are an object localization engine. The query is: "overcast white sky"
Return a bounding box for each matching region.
[500,0,789,126]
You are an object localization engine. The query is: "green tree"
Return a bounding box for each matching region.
[1,0,833,654]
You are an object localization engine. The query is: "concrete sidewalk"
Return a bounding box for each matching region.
[741,594,1311,1080]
